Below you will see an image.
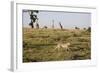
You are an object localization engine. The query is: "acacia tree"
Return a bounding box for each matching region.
[23,10,39,28]
[29,10,39,28]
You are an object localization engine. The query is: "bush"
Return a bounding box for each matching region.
[87,27,91,32]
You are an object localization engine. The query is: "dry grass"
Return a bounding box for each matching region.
[23,28,91,62]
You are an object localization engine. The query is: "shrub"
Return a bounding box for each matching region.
[87,27,91,32]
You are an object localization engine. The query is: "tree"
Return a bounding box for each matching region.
[36,19,39,29]
[29,10,39,28]
[23,10,39,28]
[52,20,54,29]
[59,22,63,30]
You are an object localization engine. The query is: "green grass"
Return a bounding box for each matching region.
[23,28,91,62]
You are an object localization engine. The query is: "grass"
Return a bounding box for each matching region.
[23,28,91,62]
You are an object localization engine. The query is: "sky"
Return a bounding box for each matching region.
[22,10,91,29]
